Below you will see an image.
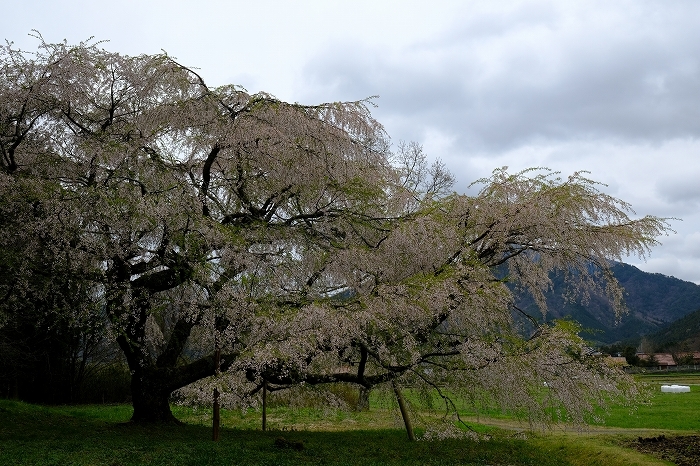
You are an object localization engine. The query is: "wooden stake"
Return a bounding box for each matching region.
[212,347,221,441]
[262,379,267,431]
[392,380,416,441]
[212,387,220,441]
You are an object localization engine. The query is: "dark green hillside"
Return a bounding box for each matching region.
[613,263,700,321]
[513,262,700,344]
[646,307,700,352]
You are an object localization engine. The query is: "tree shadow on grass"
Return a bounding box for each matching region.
[0,400,571,465]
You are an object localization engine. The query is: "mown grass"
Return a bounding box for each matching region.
[1,372,690,466]
[426,372,700,432]
[0,397,671,466]
[590,372,700,430]
[602,372,700,430]
[0,399,558,465]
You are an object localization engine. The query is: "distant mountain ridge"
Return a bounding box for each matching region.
[512,262,700,345]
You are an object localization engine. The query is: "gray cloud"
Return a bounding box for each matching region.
[300,2,700,152]
[657,174,700,210]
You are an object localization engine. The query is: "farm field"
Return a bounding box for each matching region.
[0,373,697,465]
[603,372,700,431]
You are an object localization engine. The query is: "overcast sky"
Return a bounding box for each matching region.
[6,0,700,283]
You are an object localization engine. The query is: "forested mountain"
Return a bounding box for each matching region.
[513,262,700,344]
[644,307,700,352]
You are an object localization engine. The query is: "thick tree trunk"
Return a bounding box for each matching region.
[129,369,179,424]
[123,352,228,424]
[113,303,232,424]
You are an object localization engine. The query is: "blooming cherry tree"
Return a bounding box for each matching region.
[1,36,671,428]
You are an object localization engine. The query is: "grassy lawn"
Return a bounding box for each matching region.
[601,372,700,431]
[0,395,672,466]
[1,372,692,466]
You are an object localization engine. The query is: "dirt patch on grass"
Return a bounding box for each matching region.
[631,435,700,465]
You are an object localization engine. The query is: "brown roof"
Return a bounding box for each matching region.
[676,352,700,362]
[639,353,676,366]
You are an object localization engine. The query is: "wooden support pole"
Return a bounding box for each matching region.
[262,379,267,431]
[212,347,221,441]
[392,380,416,442]
[212,387,220,441]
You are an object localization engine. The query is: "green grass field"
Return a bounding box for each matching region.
[0,373,693,465]
[602,372,700,431]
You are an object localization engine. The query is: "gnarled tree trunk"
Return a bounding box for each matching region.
[130,368,180,424]
[120,339,231,424]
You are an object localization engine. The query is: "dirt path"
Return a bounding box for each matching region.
[459,415,676,436]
